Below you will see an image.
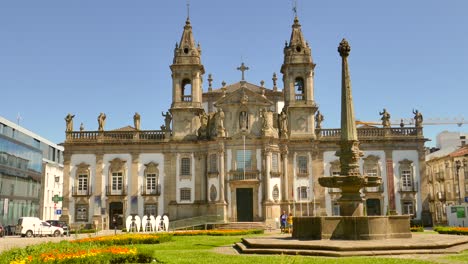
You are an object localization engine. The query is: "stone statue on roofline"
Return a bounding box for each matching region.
[379,108,391,128]
[134,112,141,130]
[65,113,75,132]
[315,110,324,129]
[413,109,423,127]
[98,113,106,131]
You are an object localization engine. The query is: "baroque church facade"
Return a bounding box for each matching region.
[61,16,429,229]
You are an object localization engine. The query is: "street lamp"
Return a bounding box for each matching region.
[456,160,462,205]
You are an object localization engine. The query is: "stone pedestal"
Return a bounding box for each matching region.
[293,216,412,240]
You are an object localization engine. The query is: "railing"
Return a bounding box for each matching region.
[295,94,305,101]
[105,185,127,196]
[141,184,161,196]
[228,170,260,181]
[328,188,341,194]
[66,130,166,143]
[398,182,418,193]
[71,186,92,197]
[170,215,224,231]
[363,184,384,193]
[270,172,282,178]
[319,127,421,139]
[182,95,192,102]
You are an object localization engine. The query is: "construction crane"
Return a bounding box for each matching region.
[355,117,467,127]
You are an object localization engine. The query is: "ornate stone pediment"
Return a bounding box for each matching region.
[215,87,273,107]
[109,158,126,172]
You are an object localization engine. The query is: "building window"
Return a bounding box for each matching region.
[297,186,308,200]
[399,159,414,191]
[297,155,308,175]
[181,157,191,176]
[75,204,88,222]
[236,150,252,171]
[144,162,160,195]
[402,201,414,216]
[209,154,217,173]
[180,188,191,202]
[144,204,157,216]
[333,203,340,216]
[271,153,279,173]
[146,173,158,194]
[112,172,123,191]
[78,174,88,192]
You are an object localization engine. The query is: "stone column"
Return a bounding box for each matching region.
[130,153,139,215]
[281,146,289,202]
[92,153,104,227]
[265,149,272,201]
[194,152,206,202]
[60,153,71,223]
[385,150,396,214]
[218,144,226,203]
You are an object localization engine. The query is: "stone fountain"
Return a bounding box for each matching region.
[292,39,412,240]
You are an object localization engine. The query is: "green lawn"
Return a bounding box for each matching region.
[1,234,466,263]
[139,235,437,264]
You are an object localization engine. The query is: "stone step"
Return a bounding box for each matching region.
[214,222,267,230]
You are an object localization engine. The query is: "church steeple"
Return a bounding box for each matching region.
[170,17,205,140]
[280,16,317,139]
[173,18,202,65]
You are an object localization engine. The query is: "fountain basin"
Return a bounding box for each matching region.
[292,216,412,240]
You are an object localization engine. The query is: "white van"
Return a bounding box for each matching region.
[16,217,64,237]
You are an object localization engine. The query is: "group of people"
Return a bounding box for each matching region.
[280,211,293,234]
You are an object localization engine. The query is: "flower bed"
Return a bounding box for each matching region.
[173,229,264,236]
[434,226,468,235]
[72,233,172,245]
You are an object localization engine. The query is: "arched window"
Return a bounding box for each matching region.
[294,77,305,100]
[181,79,192,102]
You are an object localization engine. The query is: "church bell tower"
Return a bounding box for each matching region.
[280,16,318,139]
[170,17,205,140]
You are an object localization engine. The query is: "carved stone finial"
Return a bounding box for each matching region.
[272,72,277,90]
[338,38,351,57]
[208,73,213,91]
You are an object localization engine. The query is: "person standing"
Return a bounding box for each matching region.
[287,213,293,234]
[280,211,287,233]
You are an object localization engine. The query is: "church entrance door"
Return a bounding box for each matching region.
[366,199,381,216]
[109,202,124,229]
[236,188,253,222]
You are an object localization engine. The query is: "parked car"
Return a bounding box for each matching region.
[0,224,4,237]
[16,217,64,237]
[46,220,69,235]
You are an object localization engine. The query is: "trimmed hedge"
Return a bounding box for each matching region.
[434,226,468,235]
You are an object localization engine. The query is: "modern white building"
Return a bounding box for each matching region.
[0,116,63,226]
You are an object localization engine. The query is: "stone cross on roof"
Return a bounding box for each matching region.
[237,62,249,81]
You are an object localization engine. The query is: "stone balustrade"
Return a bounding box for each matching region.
[318,127,422,140]
[66,130,166,143]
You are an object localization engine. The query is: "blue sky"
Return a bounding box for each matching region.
[0,0,466,147]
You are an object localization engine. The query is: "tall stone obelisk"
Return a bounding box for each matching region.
[319,39,381,216]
